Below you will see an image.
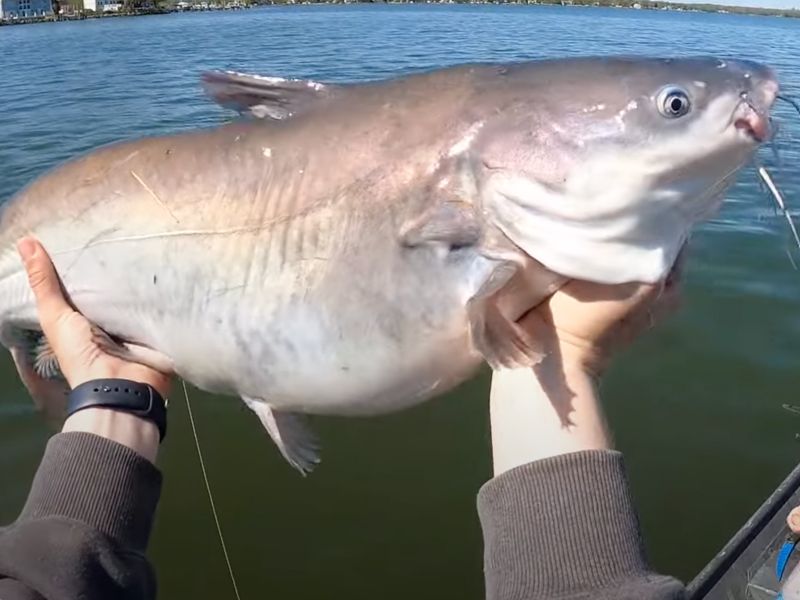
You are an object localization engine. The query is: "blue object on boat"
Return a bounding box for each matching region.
[688,462,800,599]
[777,537,800,581]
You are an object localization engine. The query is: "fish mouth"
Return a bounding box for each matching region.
[735,105,771,142]
[735,74,779,143]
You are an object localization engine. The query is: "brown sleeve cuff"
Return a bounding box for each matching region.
[17,432,162,553]
[477,450,685,599]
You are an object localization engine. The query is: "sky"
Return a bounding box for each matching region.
[679,0,799,9]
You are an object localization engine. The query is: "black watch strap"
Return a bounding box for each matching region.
[67,379,168,442]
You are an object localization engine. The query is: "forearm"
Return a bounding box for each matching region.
[0,414,162,600]
[483,363,685,599]
[3,241,168,598]
[62,407,161,464]
[489,360,610,475]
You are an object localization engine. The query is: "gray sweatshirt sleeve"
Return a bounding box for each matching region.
[477,450,686,600]
[0,432,162,600]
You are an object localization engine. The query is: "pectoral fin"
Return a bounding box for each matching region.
[467,262,547,370]
[467,248,565,370]
[469,301,547,370]
[242,397,320,475]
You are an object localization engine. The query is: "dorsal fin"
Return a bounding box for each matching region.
[201,70,337,120]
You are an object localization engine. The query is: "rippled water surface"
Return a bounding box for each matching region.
[2,5,800,598]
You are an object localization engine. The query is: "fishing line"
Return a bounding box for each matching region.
[182,379,243,600]
[756,96,800,265]
[755,164,800,254]
[787,248,799,271]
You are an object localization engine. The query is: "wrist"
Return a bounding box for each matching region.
[66,378,168,444]
[489,360,611,476]
[62,407,160,463]
[68,368,171,400]
[556,339,608,380]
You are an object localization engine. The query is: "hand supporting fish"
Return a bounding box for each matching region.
[0,56,780,473]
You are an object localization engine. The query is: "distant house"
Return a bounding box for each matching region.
[0,0,53,18]
[83,0,120,10]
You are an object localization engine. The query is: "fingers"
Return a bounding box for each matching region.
[624,278,680,337]
[626,246,687,327]
[16,237,75,333]
[788,506,800,534]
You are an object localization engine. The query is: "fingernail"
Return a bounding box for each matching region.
[16,238,37,261]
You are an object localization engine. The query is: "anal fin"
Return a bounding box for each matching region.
[243,397,320,475]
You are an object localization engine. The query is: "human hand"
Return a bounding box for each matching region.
[489,257,683,474]
[788,506,800,534]
[520,259,683,378]
[17,238,170,395]
[17,237,170,462]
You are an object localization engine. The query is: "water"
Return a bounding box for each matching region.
[1,5,800,598]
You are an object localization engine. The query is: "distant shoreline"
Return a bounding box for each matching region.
[1,0,797,27]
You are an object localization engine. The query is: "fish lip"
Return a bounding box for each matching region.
[733,84,778,143]
[735,104,772,142]
[727,64,779,143]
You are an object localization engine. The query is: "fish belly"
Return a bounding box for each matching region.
[183,240,493,416]
[0,214,494,417]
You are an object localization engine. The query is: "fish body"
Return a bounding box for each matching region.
[0,57,777,471]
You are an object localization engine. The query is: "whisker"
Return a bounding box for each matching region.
[756,165,800,254]
[777,94,800,116]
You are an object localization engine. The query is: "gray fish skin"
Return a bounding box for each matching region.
[0,57,777,471]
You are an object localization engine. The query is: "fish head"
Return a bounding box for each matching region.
[474,57,778,284]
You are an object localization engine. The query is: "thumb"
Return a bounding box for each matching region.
[17,237,74,331]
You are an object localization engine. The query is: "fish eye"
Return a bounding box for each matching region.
[657,87,691,118]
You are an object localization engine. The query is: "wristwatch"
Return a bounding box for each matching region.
[66,379,168,442]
